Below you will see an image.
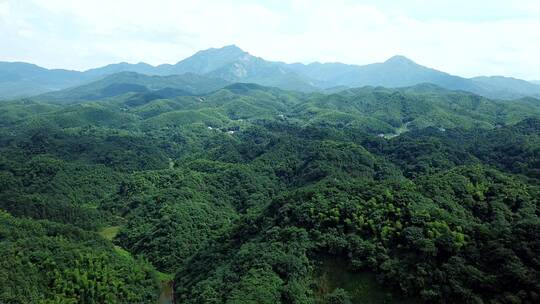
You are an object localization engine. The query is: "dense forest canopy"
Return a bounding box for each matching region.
[0,80,539,303]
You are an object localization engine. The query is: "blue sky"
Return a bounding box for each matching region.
[1,0,539,79]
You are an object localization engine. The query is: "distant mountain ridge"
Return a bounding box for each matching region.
[1,45,540,100]
[0,62,92,99]
[36,72,229,104]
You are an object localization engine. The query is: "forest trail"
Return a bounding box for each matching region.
[158,280,175,304]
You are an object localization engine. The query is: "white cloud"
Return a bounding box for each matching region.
[0,0,539,79]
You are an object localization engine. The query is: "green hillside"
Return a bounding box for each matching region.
[35,72,230,104]
[0,83,539,303]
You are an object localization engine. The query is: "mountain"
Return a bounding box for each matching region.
[82,45,254,77]
[0,62,90,99]
[82,45,319,91]
[157,45,319,91]
[471,76,540,99]
[158,44,250,75]
[36,72,230,103]
[289,56,540,99]
[307,55,477,89]
[3,45,540,100]
[84,62,157,78]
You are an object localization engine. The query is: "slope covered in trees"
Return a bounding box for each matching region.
[0,83,539,303]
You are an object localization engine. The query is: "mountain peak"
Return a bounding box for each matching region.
[220,44,244,51]
[199,44,247,57]
[166,44,251,75]
[384,55,416,65]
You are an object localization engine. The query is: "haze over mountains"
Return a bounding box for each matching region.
[1,45,540,100]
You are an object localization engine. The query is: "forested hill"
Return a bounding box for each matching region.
[0,82,539,303]
[34,72,230,104]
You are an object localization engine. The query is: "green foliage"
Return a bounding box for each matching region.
[0,83,539,303]
[324,288,352,304]
[0,211,159,303]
